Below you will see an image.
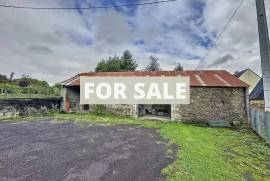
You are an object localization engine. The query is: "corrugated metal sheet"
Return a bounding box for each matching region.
[61,70,249,88]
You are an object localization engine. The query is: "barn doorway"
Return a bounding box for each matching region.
[138,104,171,120]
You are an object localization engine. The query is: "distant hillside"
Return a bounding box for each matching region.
[0,74,60,98]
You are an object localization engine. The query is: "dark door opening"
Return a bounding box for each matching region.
[138,104,171,120]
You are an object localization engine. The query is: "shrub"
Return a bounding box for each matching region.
[92,105,106,115]
[0,84,22,94]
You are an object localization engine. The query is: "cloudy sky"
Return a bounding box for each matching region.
[0,0,269,84]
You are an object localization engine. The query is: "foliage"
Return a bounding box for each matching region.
[50,84,61,96]
[91,105,107,115]
[120,50,138,71]
[95,56,123,72]
[95,50,138,72]
[145,56,161,71]
[0,85,60,97]
[174,62,184,71]
[48,113,270,181]
[0,74,60,97]
[0,74,9,83]
[0,84,22,94]
[18,74,31,87]
[9,72,14,81]
[14,75,50,88]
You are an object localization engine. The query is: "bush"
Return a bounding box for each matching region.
[0,83,60,97]
[92,105,106,115]
[0,84,22,94]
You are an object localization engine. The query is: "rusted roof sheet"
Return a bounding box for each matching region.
[61,70,249,88]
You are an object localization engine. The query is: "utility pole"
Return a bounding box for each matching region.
[255,0,270,141]
[255,0,270,111]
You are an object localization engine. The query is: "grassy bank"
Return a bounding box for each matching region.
[3,113,270,181]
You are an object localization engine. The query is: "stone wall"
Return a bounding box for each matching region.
[250,100,265,109]
[62,86,248,125]
[104,104,138,117]
[0,98,61,119]
[172,87,248,125]
[79,104,137,117]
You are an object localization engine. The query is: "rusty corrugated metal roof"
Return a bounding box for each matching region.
[61,70,249,88]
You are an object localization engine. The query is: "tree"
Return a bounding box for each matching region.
[174,62,184,71]
[120,50,138,71]
[18,75,30,87]
[95,59,107,72]
[9,72,14,82]
[95,56,122,72]
[145,56,161,71]
[95,51,138,72]
[0,74,8,83]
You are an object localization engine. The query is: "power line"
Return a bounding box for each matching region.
[196,0,244,69]
[0,0,177,10]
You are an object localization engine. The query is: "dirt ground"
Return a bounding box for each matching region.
[0,120,175,181]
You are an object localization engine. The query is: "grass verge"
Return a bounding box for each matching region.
[3,113,270,181]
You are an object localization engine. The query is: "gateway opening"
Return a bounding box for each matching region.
[138,104,171,120]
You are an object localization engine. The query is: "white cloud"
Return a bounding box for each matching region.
[200,0,270,76]
[0,0,269,84]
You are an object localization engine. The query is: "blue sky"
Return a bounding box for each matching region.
[0,0,269,83]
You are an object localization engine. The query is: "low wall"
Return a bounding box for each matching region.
[250,108,270,143]
[0,98,61,119]
[79,104,138,118]
[104,104,138,117]
[250,100,265,109]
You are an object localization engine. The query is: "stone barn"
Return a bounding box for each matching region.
[61,70,249,126]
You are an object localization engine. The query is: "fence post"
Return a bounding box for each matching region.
[266,111,270,142]
[256,110,260,133]
[250,109,254,129]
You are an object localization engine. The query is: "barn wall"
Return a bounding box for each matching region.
[62,86,248,126]
[62,86,138,116]
[103,104,138,117]
[172,87,248,125]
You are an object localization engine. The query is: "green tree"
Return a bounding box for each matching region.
[95,60,106,72]
[18,75,30,87]
[95,56,122,72]
[120,50,138,71]
[95,51,138,72]
[0,84,22,94]
[51,83,61,96]
[145,56,161,71]
[9,72,14,81]
[174,62,184,71]
[0,74,8,84]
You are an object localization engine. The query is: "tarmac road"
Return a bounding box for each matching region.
[0,120,175,181]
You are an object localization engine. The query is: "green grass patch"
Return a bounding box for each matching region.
[0,96,60,100]
[3,113,270,181]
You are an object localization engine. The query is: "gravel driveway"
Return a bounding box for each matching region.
[0,120,174,181]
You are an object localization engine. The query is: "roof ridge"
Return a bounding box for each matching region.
[62,70,248,88]
[234,68,261,78]
[80,70,228,74]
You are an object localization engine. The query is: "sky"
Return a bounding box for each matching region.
[0,0,270,84]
